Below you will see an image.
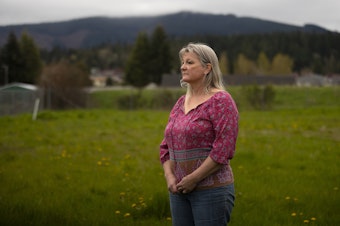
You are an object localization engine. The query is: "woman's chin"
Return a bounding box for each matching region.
[181,77,189,83]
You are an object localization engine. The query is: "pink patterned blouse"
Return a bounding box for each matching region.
[160,91,239,190]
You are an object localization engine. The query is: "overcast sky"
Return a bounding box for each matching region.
[1,0,339,32]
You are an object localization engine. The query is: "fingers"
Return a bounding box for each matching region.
[168,185,179,194]
[177,186,188,194]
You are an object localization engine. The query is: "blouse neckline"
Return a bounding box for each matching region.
[181,90,226,115]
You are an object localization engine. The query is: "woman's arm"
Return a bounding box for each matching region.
[163,160,179,194]
[176,156,222,193]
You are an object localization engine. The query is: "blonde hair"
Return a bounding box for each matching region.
[179,42,225,94]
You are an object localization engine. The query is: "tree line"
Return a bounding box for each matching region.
[199,32,340,75]
[1,27,340,88]
[44,30,339,77]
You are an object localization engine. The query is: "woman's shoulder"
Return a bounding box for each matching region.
[211,90,232,101]
[209,90,238,112]
[170,95,185,113]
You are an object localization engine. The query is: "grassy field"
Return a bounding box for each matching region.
[0,86,339,225]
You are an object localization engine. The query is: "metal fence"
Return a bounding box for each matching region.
[0,90,43,116]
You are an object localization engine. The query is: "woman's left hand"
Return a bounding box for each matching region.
[176,174,198,194]
[176,157,222,194]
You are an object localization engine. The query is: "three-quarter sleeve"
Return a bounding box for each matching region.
[208,93,239,164]
[160,138,170,164]
[159,95,185,165]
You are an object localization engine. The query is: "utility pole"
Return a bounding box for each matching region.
[2,65,8,85]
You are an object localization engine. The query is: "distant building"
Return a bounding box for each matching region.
[89,68,123,87]
[296,74,333,86]
[162,73,339,87]
[161,74,296,87]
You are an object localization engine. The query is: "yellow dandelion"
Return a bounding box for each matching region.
[115,210,121,214]
[291,213,297,217]
[166,217,172,221]
[124,154,131,159]
[303,219,309,223]
[285,196,291,200]
[311,217,316,221]
[131,203,137,208]
[97,161,102,166]
[124,213,131,217]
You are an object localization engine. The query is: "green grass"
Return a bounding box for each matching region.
[0,86,339,225]
[0,110,170,226]
[234,107,339,225]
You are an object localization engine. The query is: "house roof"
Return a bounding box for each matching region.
[0,82,38,91]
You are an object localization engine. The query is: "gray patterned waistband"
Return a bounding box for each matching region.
[169,148,211,162]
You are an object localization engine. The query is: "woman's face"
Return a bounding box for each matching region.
[180,52,210,85]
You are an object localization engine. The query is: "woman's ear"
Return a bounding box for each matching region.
[205,63,212,75]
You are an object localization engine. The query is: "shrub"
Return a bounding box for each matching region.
[39,60,91,109]
[116,93,140,110]
[244,84,276,110]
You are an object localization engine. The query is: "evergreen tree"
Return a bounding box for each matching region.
[20,32,43,84]
[0,32,23,84]
[149,26,172,85]
[125,32,150,88]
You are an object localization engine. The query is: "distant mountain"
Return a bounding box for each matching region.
[0,11,330,49]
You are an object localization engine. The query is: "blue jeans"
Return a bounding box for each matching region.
[169,184,235,226]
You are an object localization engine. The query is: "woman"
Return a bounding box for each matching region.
[160,43,239,226]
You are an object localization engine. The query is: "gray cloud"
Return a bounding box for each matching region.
[0,0,339,31]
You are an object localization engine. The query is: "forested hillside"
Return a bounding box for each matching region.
[0,11,339,89]
[0,11,330,49]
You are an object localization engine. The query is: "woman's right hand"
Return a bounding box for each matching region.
[165,173,179,194]
[163,160,179,193]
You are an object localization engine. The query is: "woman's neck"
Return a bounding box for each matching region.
[187,86,223,98]
[187,84,209,97]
